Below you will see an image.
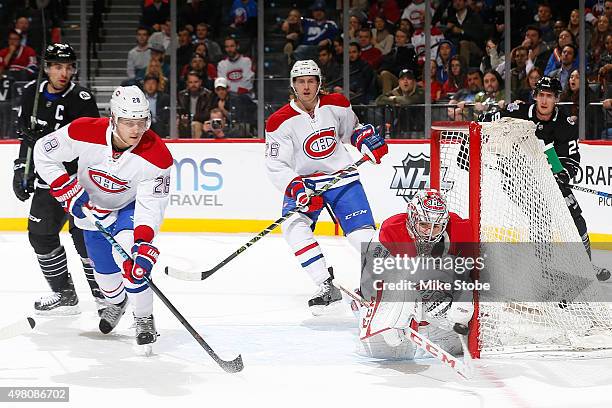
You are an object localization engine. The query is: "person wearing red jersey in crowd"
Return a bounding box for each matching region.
[265,59,388,314]
[0,30,37,79]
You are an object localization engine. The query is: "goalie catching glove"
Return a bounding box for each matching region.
[351,124,388,164]
[285,177,324,213]
[122,241,160,284]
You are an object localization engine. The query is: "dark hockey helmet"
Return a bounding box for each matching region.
[533,76,562,97]
[44,43,77,64]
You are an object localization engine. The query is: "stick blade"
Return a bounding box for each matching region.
[0,317,36,340]
[164,266,204,281]
[219,354,244,373]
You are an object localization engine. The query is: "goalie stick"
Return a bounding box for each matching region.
[0,317,36,341]
[83,209,244,373]
[332,280,474,380]
[164,156,370,281]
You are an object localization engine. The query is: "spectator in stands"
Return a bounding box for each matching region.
[545,29,577,76]
[590,15,611,74]
[549,44,577,91]
[445,0,485,68]
[516,66,543,104]
[399,18,414,38]
[480,37,505,75]
[474,69,505,117]
[411,16,445,66]
[357,28,383,70]
[217,37,254,95]
[435,40,454,84]
[378,28,418,95]
[148,40,170,78]
[567,9,591,45]
[126,27,151,81]
[401,0,434,30]
[194,108,242,139]
[293,1,338,61]
[368,0,401,24]
[177,71,211,138]
[13,16,30,47]
[0,30,37,80]
[419,60,444,102]
[523,25,553,74]
[334,42,375,105]
[553,20,566,40]
[318,45,341,92]
[149,18,171,51]
[347,14,363,43]
[375,68,424,106]
[333,36,344,63]
[447,68,483,120]
[560,69,598,123]
[202,76,256,129]
[193,23,222,64]
[597,34,612,75]
[536,3,555,46]
[509,46,529,95]
[281,9,303,65]
[181,52,216,91]
[177,27,195,73]
[178,0,209,34]
[442,56,466,98]
[230,0,257,37]
[142,74,170,137]
[371,16,394,56]
[144,57,168,92]
[142,0,169,31]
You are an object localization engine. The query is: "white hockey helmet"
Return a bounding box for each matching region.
[290,59,322,94]
[110,85,151,131]
[406,189,449,243]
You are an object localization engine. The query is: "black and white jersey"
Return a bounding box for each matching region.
[16,80,100,180]
[481,102,580,182]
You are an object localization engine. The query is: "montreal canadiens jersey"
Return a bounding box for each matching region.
[265,93,360,192]
[33,117,173,237]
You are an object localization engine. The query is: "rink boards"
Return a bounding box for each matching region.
[1,139,611,246]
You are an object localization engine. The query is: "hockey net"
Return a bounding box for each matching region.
[430,118,612,357]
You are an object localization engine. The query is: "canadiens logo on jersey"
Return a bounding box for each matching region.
[303,127,337,159]
[89,168,131,193]
[227,69,244,81]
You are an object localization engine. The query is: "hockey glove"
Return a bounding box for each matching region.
[50,174,90,219]
[351,124,388,164]
[554,169,571,187]
[19,125,48,147]
[122,241,159,285]
[286,177,324,213]
[12,158,33,201]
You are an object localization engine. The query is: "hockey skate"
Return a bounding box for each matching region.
[92,289,109,317]
[308,268,342,316]
[594,265,611,282]
[99,297,128,334]
[134,314,157,356]
[34,288,80,316]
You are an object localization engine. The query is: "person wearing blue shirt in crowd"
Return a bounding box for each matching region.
[293,1,339,61]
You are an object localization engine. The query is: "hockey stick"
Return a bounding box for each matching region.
[569,185,612,199]
[83,209,244,373]
[165,156,370,281]
[332,280,473,380]
[0,317,36,341]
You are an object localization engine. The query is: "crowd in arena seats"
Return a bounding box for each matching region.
[6,1,612,139]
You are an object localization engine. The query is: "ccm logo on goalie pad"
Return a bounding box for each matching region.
[89,168,131,194]
[303,127,337,159]
[409,330,457,368]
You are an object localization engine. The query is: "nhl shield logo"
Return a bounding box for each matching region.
[390,153,454,202]
[303,127,337,159]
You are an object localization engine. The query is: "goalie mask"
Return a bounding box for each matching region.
[110,85,151,133]
[406,190,449,244]
[290,59,322,96]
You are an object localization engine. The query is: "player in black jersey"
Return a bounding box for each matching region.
[12,43,108,314]
[481,76,610,281]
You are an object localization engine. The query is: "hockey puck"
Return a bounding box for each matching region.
[27,317,36,329]
[453,323,469,335]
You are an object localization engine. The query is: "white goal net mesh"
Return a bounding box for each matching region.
[434,118,612,355]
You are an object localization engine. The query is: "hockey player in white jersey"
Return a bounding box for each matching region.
[265,59,388,314]
[33,86,173,347]
[357,190,475,360]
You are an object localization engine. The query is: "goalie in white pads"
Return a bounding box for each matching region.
[357,190,476,360]
[265,60,388,314]
[33,86,173,347]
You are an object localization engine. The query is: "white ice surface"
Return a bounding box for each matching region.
[1,231,612,408]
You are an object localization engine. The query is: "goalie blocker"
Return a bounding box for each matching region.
[356,190,476,361]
